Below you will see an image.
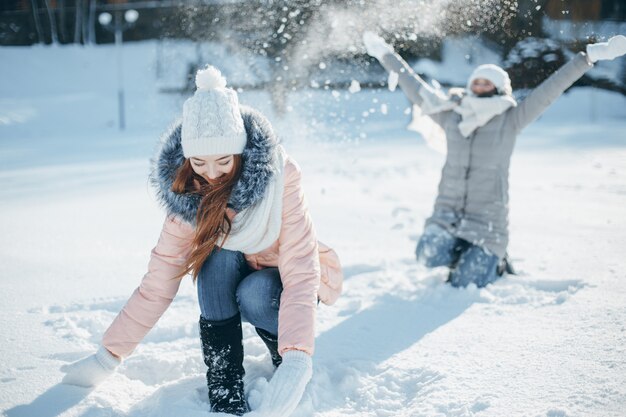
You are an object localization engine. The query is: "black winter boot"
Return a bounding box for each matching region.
[199,314,249,416]
[497,253,516,276]
[255,327,282,368]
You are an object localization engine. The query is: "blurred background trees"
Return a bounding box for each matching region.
[2,0,625,104]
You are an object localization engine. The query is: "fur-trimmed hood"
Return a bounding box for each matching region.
[151,105,279,225]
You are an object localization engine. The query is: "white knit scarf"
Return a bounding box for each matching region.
[219,145,286,254]
[408,84,517,154]
[453,95,518,136]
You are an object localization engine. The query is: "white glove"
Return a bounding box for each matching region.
[586,35,626,63]
[363,31,394,61]
[246,350,312,417]
[61,346,121,387]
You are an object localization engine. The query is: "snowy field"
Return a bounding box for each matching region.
[1,41,626,417]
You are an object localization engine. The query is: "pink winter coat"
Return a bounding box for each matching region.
[102,158,343,358]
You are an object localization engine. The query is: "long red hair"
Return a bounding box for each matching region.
[172,156,242,280]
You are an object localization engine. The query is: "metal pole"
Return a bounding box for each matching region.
[115,11,125,131]
[156,38,162,79]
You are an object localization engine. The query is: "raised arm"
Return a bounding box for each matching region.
[508,52,592,133]
[363,32,435,106]
[379,51,431,106]
[363,31,448,126]
[510,35,626,132]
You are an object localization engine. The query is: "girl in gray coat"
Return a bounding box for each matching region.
[363,32,626,288]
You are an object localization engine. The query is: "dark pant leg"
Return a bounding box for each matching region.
[197,248,250,321]
[448,243,502,288]
[416,223,465,268]
[196,248,250,415]
[236,267,282,335]
[236,268,283,367]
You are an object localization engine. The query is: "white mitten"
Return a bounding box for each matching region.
[61,346,121,387]
[363,31,394,61]
[586,35,626,63]
[246,350,312,417]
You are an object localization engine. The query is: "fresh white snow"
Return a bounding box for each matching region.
[1,40,625,417]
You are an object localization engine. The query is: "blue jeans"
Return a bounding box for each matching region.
[197,248,282,335]
[415,223,502,288]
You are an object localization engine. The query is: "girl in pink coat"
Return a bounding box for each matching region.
[61,65,343,417]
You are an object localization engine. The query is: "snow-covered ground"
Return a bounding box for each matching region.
[1,41,626,417]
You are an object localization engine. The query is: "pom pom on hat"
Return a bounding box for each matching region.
[195,65,227,91]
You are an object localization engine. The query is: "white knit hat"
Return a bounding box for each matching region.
[467,64,513,96]
[181,65,247,157]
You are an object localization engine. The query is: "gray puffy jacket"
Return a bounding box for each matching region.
[381,52,592,258]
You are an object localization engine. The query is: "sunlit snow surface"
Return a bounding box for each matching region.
[1,41,626,417]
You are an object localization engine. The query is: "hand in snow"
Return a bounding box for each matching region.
[363,31,394,61]
[61,346,121,387]
[586,35,626,63]
[246,350,312,417]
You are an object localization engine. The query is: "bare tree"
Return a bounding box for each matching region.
[214,0,326,115]
[81,0,89,44]
[43,0,59,44]
[59,0,68,43]
[87,0,96,44]
[74,0,83,44]
[30,0,45,44]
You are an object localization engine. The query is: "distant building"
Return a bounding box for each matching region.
[545,0,625,21]
[543,0,626,41]
[0,0,156,13]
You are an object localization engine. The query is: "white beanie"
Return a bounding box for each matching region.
[181,65,247,157]
[467,64,513,96]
